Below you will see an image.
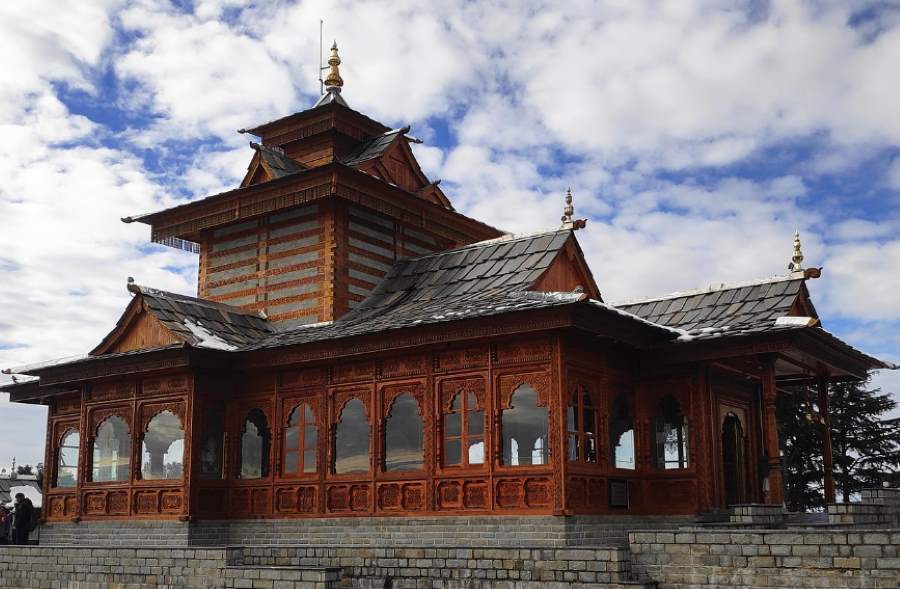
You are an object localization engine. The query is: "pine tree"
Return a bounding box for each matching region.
[780,378,900,510]
[829,379,900,503]
[778,387,823,511]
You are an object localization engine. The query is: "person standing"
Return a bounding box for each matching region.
[0,506,10,544]
[12,493,33,545]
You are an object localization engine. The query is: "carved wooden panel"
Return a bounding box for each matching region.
[333,387,371,418]
[107,491,129,515]
[498,372,552,408]
[251,488,270,514]
[494,477,552,509]
[88,381,136,403]
[298,486,317,513]
[435,346,489,372]
[47,494,78,520]
[567,477,587,509]
[134,491,159,514]
[646,479,697,513]
[380,354,428,379]
[139,401,186,433]
[381,382,426,415]
[524,478,552,507]
[84,492,107,515]
[326,483,370,513]
[332,361,375,384]
[281,367,328,389]
[495,479,524,509]
[142,374,190,397]
[54,394,81,416]
[160,490,183,514]
[463,481,488,509]
[374,482,425,512]
[495,339,551,366]
[88,405,133,436]
[439,377,486,412]
[437,480,462,510]
[230,488,251,514]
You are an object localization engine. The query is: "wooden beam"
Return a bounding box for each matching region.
[760,354,785,505]
[817,377,836,504]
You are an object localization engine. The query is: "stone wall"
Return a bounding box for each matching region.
[629,527,900,588]
[40,514,689,547]
[0,546,340,589]
[828,487,900,526]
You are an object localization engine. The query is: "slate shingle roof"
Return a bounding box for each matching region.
[251,142,306,179]
[616,276,810,339]
[132,286,273,350]
[340,127,407,167]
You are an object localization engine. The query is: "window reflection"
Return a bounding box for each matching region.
[653,395,689,469]
[334,398,370,474]
[56,430,79,488]
[384,393,424,472]
[92,416,131,482]
[240,409,271,479]
[141,411,185,480]
[611,395,635,470]
[566,387,597,463]
[444,389,485,467]
[199,410,224,479]
[502,384,548,466]
[284,403,317,476]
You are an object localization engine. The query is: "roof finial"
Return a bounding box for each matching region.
[314,41,348,108]
[324,41,343,90]
[561,187,575,229]
[789,230,804,273]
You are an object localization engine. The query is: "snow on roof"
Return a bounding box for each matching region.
[614,273,802,306]
[182,319,239,351]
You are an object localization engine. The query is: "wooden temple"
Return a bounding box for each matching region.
[2,45,892,526]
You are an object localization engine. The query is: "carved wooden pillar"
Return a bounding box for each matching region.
[817,378,836,504]
[760,355,784,504]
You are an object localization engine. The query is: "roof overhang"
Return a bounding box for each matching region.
[647,326,892,381]
[124,162,501,247]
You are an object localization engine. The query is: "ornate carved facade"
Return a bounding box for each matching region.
[3,47,892,525]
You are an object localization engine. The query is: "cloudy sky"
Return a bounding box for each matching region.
[1,0,899,470]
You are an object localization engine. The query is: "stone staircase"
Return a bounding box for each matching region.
[828,487,900,526]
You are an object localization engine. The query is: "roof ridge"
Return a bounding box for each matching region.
[397,228,571,264]
[613,274,803,306]
[130,284,268,319]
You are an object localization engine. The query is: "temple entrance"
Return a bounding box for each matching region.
[722,412,748,506]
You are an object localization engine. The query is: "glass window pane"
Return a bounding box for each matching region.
[240,409,270,479]
[384,393,424,472]
[56,431,79,488]
[445,439,462,466]
[288,407,301,426]
[583,408,596,435]
[284,451,299,474]
[303,449,317,473]
[92,416,131,482]
[615,429,635,470]
[567,406,576,432]
[334,399,370,474]
[303,404,315,423]
[654,396,689,469]
[466,391,477,409]
[200,412,224,480]
[304,426,317,448]
[285,426,299,451]
[567,433,579,461]
[468,410,484,436]
[502,384,548,466]
[141,411,185,481]
[467,439,485,464]
[445,412,461,437]
[451,393,463,411]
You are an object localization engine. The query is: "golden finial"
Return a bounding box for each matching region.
[561,188,575,229]
[324,41,343,89]
[789,231,804,273]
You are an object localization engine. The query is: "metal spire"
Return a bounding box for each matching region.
[789,230,804,274]
[561,188,575,229]
[314,41,348,107]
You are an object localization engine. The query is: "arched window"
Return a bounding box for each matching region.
[444,390,485,467]
[611,395,635,470]
[240,409,271,479]
[502,384,548,466]
[92,416,131,482]
[284,403,317,476]
[199,410,225,479]
[56,430,79,488]
[384,393,423,472]
[141,411,185,480]
[334,398,370,474]
[566,386,598,463]
[653,395,689,469]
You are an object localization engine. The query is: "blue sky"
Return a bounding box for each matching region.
[1,0,899,469]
